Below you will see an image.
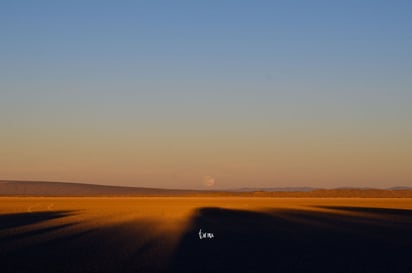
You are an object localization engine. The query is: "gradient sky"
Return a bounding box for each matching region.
[1,1,411,189]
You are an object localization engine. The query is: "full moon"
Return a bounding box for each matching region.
[202,176,216,187]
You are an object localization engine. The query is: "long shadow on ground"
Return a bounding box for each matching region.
[169,206,412,273]
[0,210,175,273]
[0,210,75,230]
[1,207,412,273]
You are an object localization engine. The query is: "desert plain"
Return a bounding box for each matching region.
[1,196,412,273]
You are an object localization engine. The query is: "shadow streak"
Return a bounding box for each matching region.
[316,205,412,217]
[0,210,76,230]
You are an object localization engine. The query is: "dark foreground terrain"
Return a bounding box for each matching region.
[0,197,411,273]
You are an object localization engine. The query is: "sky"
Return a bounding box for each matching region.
[1,0,411,189]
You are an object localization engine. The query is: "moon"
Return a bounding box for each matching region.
[202,176,216,187]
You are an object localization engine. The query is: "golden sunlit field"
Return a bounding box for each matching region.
[1,197,412,273]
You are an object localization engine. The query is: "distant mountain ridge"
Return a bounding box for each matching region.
[233,186,412,192]
[0,180,202,196]
[0,180,411,197]
[231,187,317,192]
[388,186,412,190]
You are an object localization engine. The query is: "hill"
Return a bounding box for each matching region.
[0,180,202,196]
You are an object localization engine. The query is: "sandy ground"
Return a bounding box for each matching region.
[1,197,412,273]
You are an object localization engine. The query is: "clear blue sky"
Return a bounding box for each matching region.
[1,1,411,189]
